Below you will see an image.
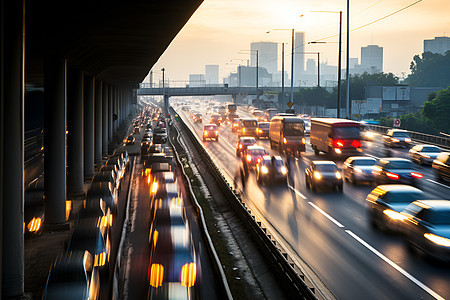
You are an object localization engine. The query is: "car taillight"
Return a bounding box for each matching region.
[246,155,252,162]
[180,263,197,287]
[333,139,344,147]
[215,130,219,135]
[352,140,361,148]
[239,144,243,149]
[150,264,164,287]
[302,137,306,144]
[283,137,287,144]
[386,172,399,180]
[411,172,423,179]
[257,158,261,163]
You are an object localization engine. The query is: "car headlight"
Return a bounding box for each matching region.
[392,138,400,142]
[335,171,342,179]
[424,233,450,247]
[405,138,411,142]
[261,166,269,174]
[302,137,306,144]
[383,209,406,220]
[239,144,243,149]
[283,137,287,144]
[27,217,42,233]
[354,167,362,173]
[281,166,287,175]
[246,155,252,163]
[314,171,322,180]
[334,148,342,154]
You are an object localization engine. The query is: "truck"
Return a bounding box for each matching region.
[226,103,237,114]
[265,108,277,122]
[269,116,306,157]
[310,118,362,158]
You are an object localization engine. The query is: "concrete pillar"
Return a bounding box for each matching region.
[2,0,25,296]
[108,85,113,141]
[94,80,102,164]
[44,57,67,226]
[164,94,169,116]
[67,68,84,193]
[114,86,119,134]
[84,75,94,179]
[102,83,109,155]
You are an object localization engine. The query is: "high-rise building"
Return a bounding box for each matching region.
[361,45,383,74]
[189,74,205,87]
[294,31,305,86]
[424,36,450,55]
[250,42,278,75]
[205,65,219,84]
[306,59,316,75]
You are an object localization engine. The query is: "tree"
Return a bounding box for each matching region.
[422,86,450,133]
[342,72,399,101]
[406,51,450,88]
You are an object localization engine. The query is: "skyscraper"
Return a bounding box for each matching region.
[424,37,450,55]
[250,42,278,75]
[294,31,305,86]
[361,45,383,74]
[205,65,219,84]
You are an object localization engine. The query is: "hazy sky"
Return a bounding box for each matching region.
[148,0,450,84]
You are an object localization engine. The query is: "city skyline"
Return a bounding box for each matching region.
[148,0,450,83]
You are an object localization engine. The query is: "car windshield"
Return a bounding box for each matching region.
[274,159,284,168]
[424,209,450,225]
[243,120,257,127]
[384,191,424,203]
[242,139,256,145]
[392,131,410,137]
[259,123,269,128]
[354,159,376,166]
[204,125,217,131]
[249,149,266,156]
[334,127,360,139]
[421,146,440,152]
[386,161,413,169]
[284,122,304,136]
[315,164,337,172]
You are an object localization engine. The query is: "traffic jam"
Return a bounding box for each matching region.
[178,99,450,265]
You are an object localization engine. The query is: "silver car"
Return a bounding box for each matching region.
[343,156,377,184]
[409,144,441,165]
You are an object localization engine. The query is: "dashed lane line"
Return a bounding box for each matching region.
[308,202,345,228]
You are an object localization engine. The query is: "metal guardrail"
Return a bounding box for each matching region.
[367,125,450,149]
[171,107,318,300]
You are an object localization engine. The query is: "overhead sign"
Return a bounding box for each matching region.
[393,118,401,127]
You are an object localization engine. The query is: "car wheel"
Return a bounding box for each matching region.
[314,146,320,156]
[311,181,316,192]
[337,184,343,193]
[216,137,219,142]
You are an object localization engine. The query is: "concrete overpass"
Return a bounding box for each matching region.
[1,0,203,297]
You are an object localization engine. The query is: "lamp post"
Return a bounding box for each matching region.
[346,0,350,119]
[310,10,342,118]
[267,29,295,109]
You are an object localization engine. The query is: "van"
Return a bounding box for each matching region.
[269,116,306,156]
[310,118,362,158]
[238,118,258,138]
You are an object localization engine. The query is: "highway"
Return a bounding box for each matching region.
[176,104,450,300]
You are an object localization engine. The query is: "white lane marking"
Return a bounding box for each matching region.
[346,230,445,300]
[219,133,235,149]
[308,202,345,228]
[288,185,307,199]
[426,179,450,190]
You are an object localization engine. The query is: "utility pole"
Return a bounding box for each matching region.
[337,11,342,118]
[290,29,295,105]
[346,0,350,119]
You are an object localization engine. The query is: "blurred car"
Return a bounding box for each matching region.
[366,184,425,231]
[235,136,257,157]
[124,135,135,145]
[361,125,376,141]
[67,217,111,274]
[231,118,240,133]
[256,122,270,139]
[210,114,222,126]
[305,160,343,192]
[227,113,239,122]
[24,192,44,236]
[372,158,422,186]
[243,145,267,173]
[401,200,450,261]
[409,144,441,165]
[303,119,311,136]
[382,129,411,148]
[343,156,377,184]
[202,124,219,142]
[92,170,120,193]
[141,137,153,156]
[117,150,130,171]
[86,182,118,215]
[106,156,125,180]
[153,127,168,144]
[43,251,100,300]
[143,153,173,179]
[432,152,450,182]
[256,155,288,185]
[193,113,202,123]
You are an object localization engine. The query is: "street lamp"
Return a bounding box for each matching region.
[267,29,295,107]
[310,10,342,118]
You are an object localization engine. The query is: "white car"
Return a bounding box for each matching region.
[409,144,441,165]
